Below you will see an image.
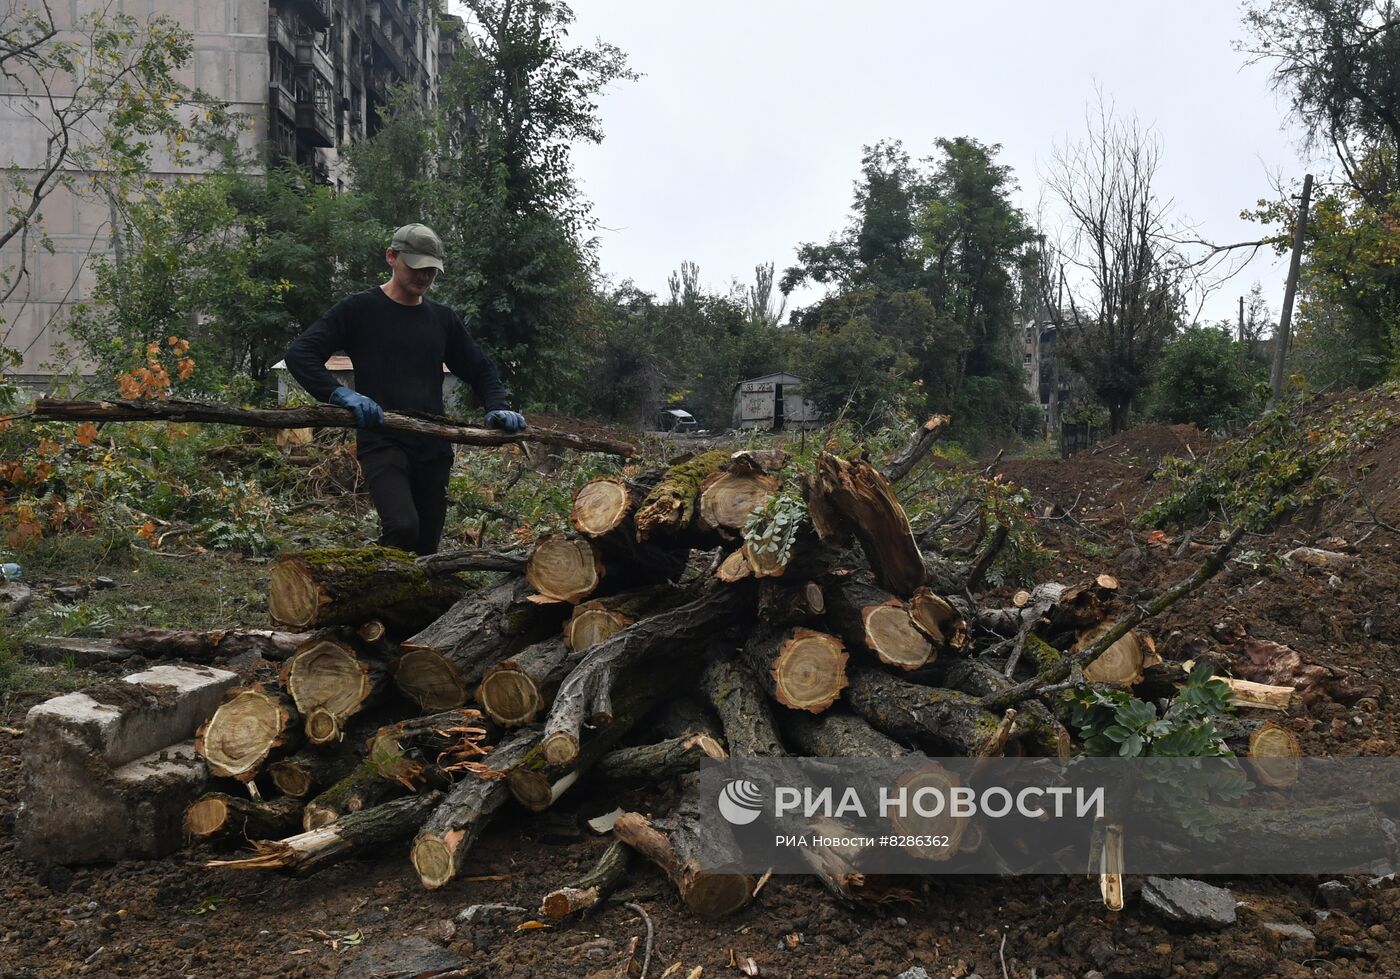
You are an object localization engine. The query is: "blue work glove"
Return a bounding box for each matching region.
[485,409,527,433]
[329,386,384,428]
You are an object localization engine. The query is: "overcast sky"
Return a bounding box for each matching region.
[453,1,1326,325]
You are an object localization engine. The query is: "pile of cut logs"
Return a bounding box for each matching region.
[182,418,1303,916]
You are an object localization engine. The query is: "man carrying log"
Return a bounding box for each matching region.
[285,223,527,555]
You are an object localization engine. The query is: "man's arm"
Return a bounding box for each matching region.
[285,297,354,402]
[443,310,512,413]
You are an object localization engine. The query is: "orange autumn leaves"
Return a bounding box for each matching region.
[115,336,195,400]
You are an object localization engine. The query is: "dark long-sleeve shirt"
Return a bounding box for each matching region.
[284,287,512,456]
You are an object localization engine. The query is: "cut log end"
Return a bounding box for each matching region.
[395,647,468,713]
[909,588,966,650]
[863,604,934,670]
[541,886,599,919]
[184,796,229,839]
[717,549,753,583]
[571,478,632,537]
[685,873,755,917]
[477,665,544,726]
[304,707,340,745]
[1079,627,1148,686]
[526,537,604,604]
[699,471,779,532]
[197,686,294,780]
[772,631,848,713]
[267,761,314,799]
[410,836,455,890]
[284,639,374,722]
[302,804,337,833]
[1248,723,1303,788]
[565,607,633,652]
[508,769,554,812]
[541,731,580,767]
[268,559,322,628]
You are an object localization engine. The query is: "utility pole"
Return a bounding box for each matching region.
[1270,173,1313,403]
[1239,295,1246,363]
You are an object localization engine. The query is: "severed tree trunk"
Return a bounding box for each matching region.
[476,639,573,727]
[395,579,559,712]
[634,450,731,542]
[812,452,925,595]
[117,626,310,662]
[570,480,690,585]
[939,658,1072,759]
[301,752,414,831]
[700,656,785,758]
[612,775,753,917]
[280,634,387,744]
[592,733,728,785]
[825,571,933,670]
[698,469,780,536]
[716,549,753,583]
[196,684,300,782]
[845,665,1005,756]
[539,841,632,919]
[908,588,969,654]
[269,546,467,632]
[415,547,528,577]
[571,477,637,538]
[741,627,848,713]
[526,535,610,604]
[756,580,825,627]
[185,794,303,844]
[208,792,444,876]
[563,585,684,652]
[881,415,951,484]
[782,710,913,759]
[266,742,362,799]
[542,585,752,766]
[409,728,540,890]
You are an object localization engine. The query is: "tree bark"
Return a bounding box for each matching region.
[813,452,925,595]
[634,450,731,542]
[756,580,826,627]
[700,656,785,758]
[266,742,362,799]
[269,546,467,632]
[415,548,529,576]
[185,794,303,844]
[881,415,951,484]
[939,659,1073,759]
[117,626,310,662]
[845,665,1004,756]
[592,733,728,785]
[825,570,933,670]
[782,710,913,759]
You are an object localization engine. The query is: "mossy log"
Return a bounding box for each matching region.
[612,775,753,917]
[591,733,728,785]
[939,658,1073,759]
[781,710,913,759]
[741,627,848,713]
[409,728,541,889]
[185,794,303,844]
[541,584,751,766]
[268,546,467,632]
[476,638,573,727]
[395,579,560,712]
[266,742,362,799]
[634,449,732,542]
[207,792,444,876]
[300,749,415,832]
[844,664,1005,756]
[279,634,387,744]
[824,570,933,670]
[539,841,632,919]
[195,684,300,782]
[414,547,529,576]
[700,656,785,758]
[812,452,925,596]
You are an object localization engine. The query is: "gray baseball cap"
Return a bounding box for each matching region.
[390,223,445,271]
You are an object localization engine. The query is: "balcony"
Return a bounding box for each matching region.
[295,85,336,148]
[368,20,409,80]
[294,36,335,84]
[268,80,297,121]
[288,0,331,30]
[268,13,295,54]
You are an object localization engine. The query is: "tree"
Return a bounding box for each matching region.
[1039,103,1184,433]
[0,1,225,383]
[1149,325,1266,430]
[346,0,636,407]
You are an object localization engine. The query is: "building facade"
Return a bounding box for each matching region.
[0,0,462,382]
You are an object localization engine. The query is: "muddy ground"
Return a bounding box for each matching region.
[4,406,1400,979]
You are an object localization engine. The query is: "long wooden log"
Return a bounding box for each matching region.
[414,548,529,576]
[117,626,310,662]
[185,794,303,844]
[542,585,752,766]
[700,656,785,758]
[395,579,560,712]
[33,398,638,457]
[207,792,444,875]
[782,710,913,759]
[882,415,951,484]
[741,627,848,713]
[409,728,540,889]
[634,450,731,542]
[813,452,925,595]
[756,580,826,627]
[539,841,632,919]
[195,684,300,782]
[591,734,728,785]
[939,659,1073,759]
[269,546,467,632]
[845,665,1004,756]
[563,585,684,652]
[570,482,690,586]
[612,775,753,917]
[266,742,362,799]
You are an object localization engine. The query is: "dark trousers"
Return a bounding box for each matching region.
[357,443,454,556]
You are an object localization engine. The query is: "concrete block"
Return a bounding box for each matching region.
[16,665,237,864]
